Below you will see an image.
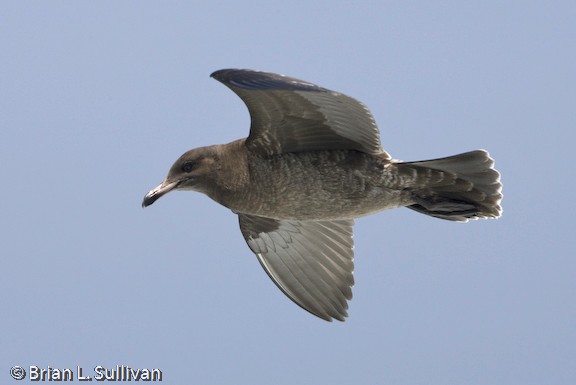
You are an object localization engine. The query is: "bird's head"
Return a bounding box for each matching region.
[142,146,220,208]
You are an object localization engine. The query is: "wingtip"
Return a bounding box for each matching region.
[210,68,326,92]
[312,310,347,322]
[210,68,237,80]
[210,68,258,82]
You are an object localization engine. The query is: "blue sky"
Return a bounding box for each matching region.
[1,1,574,384]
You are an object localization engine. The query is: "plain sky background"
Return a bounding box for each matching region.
[1,1,574,384]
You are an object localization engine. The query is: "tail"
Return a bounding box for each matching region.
[398,150,503,222]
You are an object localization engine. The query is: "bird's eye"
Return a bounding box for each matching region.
[181,161,195,173]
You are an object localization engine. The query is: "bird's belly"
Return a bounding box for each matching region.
[218,151,413,220]
[244,187,409,220]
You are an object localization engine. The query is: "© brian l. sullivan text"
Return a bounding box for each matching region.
[27,365,162,381]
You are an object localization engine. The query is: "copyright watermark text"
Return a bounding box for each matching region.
[10,365,163,382]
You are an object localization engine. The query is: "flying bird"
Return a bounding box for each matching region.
[143,69,502,321]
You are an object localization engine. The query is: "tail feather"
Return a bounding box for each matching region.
[399,150,503,222]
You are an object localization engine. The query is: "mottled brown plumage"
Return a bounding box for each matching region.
[143,69,503,321]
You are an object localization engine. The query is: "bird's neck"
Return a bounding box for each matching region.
[210,138,250,192]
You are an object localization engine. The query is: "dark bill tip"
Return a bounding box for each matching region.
[142,191,160,208]
[142,181,178,208]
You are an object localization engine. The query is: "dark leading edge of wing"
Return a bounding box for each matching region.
[211,69,326,92]
[211,69,389,158]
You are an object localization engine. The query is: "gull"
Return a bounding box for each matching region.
[143,69,502,321]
